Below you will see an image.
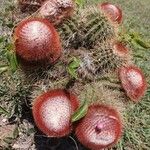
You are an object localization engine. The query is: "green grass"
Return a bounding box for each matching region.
[0,0,150,149]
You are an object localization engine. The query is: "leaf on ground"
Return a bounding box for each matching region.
[13,126,19,139]
[6,50,19,72]
[71,99,88,122]
[134,38,150,49]
[129,32,150,49]
[0,106,9,116]
[75,0,85,7]
[120,31,150,49]
[67,57,81,79]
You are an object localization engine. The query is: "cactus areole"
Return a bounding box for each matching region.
[119,66,147,102]
[14,18,62,64]
[99,2,122,24]
[75,105,122,150]
[32,89,79,137]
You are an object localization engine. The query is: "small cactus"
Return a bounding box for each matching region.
[119,66,147,102]
[99,2,123,24]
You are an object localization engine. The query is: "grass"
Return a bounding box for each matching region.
[0,0,150,150]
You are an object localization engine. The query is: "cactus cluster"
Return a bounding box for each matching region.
[1,1,147,150]
[57,5,117,49]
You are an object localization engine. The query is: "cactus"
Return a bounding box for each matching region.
[80,6,116,48]
[1,1,147,150]
[57,15,81,49]
[13,18,62,65]
[56,5,117,49]
[66,42,131,80]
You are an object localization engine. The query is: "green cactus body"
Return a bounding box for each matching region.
[71,42,129,80]
[78,81,127,115]
[80,6,116,48]
[91,43,127,75]
[57,15,81,49]
[57,6,116,49]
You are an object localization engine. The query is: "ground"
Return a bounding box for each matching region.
[0,0,150,150]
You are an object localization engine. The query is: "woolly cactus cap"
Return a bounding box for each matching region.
[113,42,129,57]
[32,89,79,137]
[119,66,147,102]
[13,18,62,64]
[38,0,75,24]
[75,104,122,150]
[99,2,122,24]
